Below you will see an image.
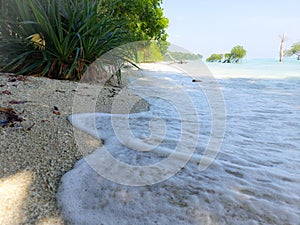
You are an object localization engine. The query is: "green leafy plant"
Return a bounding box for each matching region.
[136,41,163,63]
[98,0,169,42]
[0,0,130,80]
[229,45,247,63]
[284,42,300,60]
[207,45,246,63]
[206,53,223,62]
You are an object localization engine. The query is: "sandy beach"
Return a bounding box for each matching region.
[1,62,299,225]
[0,72,149,224]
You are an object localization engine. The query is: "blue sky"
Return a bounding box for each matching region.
[162,0,300,59]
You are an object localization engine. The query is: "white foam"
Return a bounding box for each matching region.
[57,63,217,224]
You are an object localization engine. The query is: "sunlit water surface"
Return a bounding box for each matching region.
[133,61,300,224]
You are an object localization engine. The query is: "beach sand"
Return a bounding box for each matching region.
[0,72,149,224]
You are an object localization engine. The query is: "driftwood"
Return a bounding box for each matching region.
[0,107,23,127]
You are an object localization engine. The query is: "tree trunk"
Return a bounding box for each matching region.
[279,32,286,62]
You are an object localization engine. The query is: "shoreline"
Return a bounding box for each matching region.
[57,62,300,225]
[0,72,149,224]
[2,62,298,224]
[56,62,212,224]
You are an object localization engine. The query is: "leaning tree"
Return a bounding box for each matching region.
[285,42,300,60]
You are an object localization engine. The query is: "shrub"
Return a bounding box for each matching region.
[206,54,223,62]
[229,45,247,63]
[0,0,130,80]
[284,42,300,60]
[137,41,163,63]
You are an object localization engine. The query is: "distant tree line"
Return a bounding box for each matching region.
[163,51,203,61]
[206,45,247,63]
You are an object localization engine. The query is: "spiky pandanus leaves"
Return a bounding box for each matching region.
[0,0,131,80]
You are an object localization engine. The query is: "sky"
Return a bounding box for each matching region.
[162,0,300,59]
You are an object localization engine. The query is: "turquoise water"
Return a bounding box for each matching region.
[205,58,300,79]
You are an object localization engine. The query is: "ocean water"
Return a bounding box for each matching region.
[203,59,300,224]
[205,58,300,79]
[59,60,300,224]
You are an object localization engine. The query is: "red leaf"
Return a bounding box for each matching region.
[53,111,61,115]
[16,76,28,82]
[0,107,23,126]
[0,107,14,114]
[2,90,12,95]
[9,100,30,104]
[8,78,17,82]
